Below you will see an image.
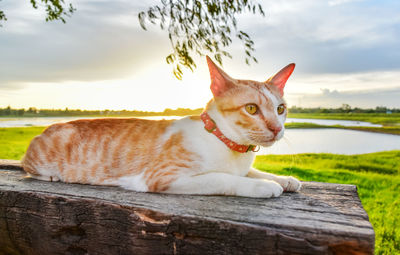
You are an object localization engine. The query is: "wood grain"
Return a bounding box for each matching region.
[0,161,374,255]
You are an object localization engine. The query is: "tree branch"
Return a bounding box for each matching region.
[138,0,265,80]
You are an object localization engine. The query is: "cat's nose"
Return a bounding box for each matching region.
[269,126,282,136]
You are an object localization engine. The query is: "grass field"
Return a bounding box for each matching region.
[0,126,46,160]
[286,112,400,135]
[285,122,400,135]
[288,112,400,126]
[0,126,399,254]
[254,152,400,255]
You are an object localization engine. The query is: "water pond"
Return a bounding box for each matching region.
[0,116,382,128]
[259,128,400,155]
[286,118,382,127]
[0,116,180,127]
[0,117,398,155]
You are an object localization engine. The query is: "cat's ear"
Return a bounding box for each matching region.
[265,63,295,96]
[206,56,235,97]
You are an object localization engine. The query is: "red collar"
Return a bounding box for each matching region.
[200,112,259,153]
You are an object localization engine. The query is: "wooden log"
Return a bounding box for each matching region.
[0,161,374,255]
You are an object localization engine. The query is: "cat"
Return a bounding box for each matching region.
[22,56,301,198]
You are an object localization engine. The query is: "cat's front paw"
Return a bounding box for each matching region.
[276,176,302,192]
[243,180,283,198]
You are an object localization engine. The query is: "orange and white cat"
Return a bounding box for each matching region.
[22,57,301,198]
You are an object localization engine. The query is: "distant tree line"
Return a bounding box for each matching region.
[0,105,398,117]
[0,106,203,117]
[289,104,399,114]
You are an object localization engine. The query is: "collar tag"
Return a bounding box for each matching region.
[247,145,260,152]
[203,118,217,133]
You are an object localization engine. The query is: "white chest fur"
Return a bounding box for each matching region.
[169,117,255,176]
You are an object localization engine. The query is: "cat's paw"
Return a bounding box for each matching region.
[276,176,302,192]
[239,180,283,198]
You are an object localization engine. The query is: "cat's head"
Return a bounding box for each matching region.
[205,56,295,147]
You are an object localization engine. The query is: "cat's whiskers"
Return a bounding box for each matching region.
[248,133,272,140]
[281,135,292,146]
[281,135,294,151]
[280,135,301,172]
[248,130,267,134]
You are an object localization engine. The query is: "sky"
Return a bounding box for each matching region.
[0,0,399,111]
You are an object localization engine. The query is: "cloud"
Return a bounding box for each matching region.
[234,0,400,76]
[2,0,399,87]
[288,87,400,108]
[0,0,170,87]
[328,0,364,6]
[0,0,399,110]
[292,70,400,93]
[320,88,340,96]
[283,69,400,108]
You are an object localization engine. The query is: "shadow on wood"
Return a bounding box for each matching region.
[0,160,374,255]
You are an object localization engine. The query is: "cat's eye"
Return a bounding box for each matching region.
[277,104,286,115]
[245,104,258,115]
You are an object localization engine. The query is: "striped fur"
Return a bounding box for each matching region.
[22,58,301,197]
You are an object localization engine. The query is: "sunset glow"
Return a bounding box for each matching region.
[1,0,399,110]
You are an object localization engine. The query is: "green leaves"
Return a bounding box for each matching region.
[0,0,7,26]
[138,0,265,79]
[0,10,6,27]
[0,0,75,26]
[39,0,76,23]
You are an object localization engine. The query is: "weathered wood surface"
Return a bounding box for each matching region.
[0,160,374,255]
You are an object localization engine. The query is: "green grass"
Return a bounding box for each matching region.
[0,126,399,254]
[0,126,46,160]
[288,112,400,126]
[285,122,400,135]
[254,152,400,255]
[285,122,328,129]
